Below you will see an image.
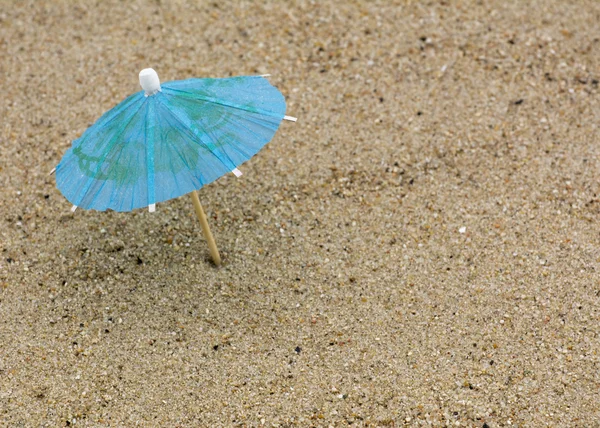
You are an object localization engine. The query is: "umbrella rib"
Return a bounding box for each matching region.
[146,101,156,212]
[96,94,144,132]
[152,101,207,189]
[73,101,146,208]
[160,91,282,171]
[227,107,281,142]
[70,95,142,154]
[120,140,138,211]
[216,110,279,162]
[156,96,238,173]
[164,87,284,120]
[84,129,136,211]
[160,124,205,193]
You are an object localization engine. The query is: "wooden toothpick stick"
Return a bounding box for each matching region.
[190,190,221,266]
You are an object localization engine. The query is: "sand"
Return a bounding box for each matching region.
[1,0,600,426]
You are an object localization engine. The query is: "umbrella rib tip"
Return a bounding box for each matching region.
[148,203,156,213]
[284,115,297,122]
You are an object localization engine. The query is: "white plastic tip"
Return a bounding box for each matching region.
[232,168,243,177]
[48,167,56,176]
[139,68,161,96]
[284,115,297,122]
[149,203,156,213]
[71,205,78,212]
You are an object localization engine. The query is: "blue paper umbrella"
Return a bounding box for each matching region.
[55,69,296,264]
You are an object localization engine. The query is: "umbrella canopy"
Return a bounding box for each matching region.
[55,69,294,213]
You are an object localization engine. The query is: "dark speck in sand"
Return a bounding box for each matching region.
[514,99,524,105]
[213,345,219,351]
[295,346,301,354]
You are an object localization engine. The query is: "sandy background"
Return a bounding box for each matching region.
[1,0,600,426]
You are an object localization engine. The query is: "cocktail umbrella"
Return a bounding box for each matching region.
[54,68,296,265]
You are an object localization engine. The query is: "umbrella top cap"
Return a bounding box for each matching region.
[139,68,161,96]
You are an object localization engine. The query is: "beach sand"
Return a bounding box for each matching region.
[1,0,600,425]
